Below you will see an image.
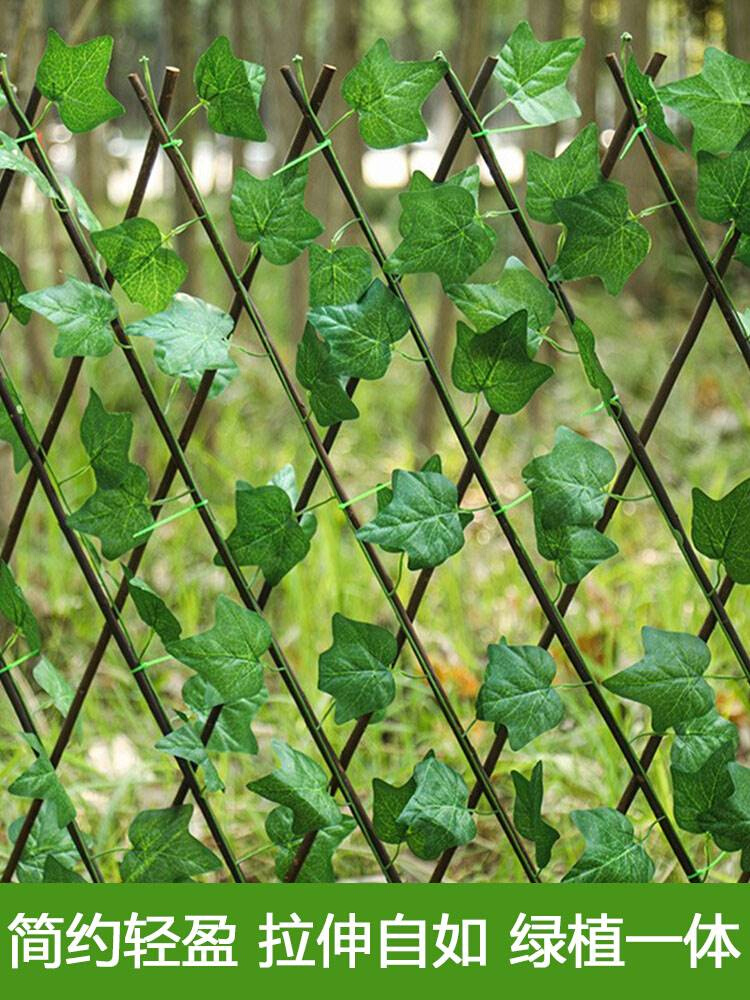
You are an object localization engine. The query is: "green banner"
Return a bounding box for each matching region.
[0,884,747,995]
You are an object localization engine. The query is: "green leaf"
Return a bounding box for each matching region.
[318,613,397,724]
[155,722,224,793]
[0,131,56,199]
[42,855,85,882]
[231,161,323,265]
[659,47,750,154]
[120,804,222,883]
[699,762,750,870]
[307,279,410,380]
[9,801,83,882]
[125,573,182,644]
[0,559,40,650]
[372,775,417,844]
[671,710,738,834]
[9,733,76,828]
[194,36,266,141]
[19,277,117,358]
[0,250,31,324]
[549,181,650,295]
[511,761,559,869]
[451,312,553,415]
[308,243,373,307]
[625,56,683,150]
[522,425,618,583]
[182,675,267,756]
[92,217,188,312]
[384,170,495,287]
[356,467,472,570]
[296,323,359,426]
[247,739,341,835]
[167,595,271,703]
[36,29,124,133]
[126,293,238,398]
[603,626,714,733]
[476,638,563,750]
[691,478,750,583]
[397,752,476,860]
[447,255,556,354]
[216,480,313,586]
[341,38,446,149]
[563,808,655,883]
[268,463,317,542]
[68,464,152,560]
[63,177,102,232]
[0,381,32,473]
[526,123,601,224]
[495,20,584,126]
[79,388,133,489]
[570,317,616,405]
[697,145,750,232]
[33,657,74,719]
[266,805,355,883]
[736,233,750,267]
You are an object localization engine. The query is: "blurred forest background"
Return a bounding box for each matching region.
[1,0,750,883]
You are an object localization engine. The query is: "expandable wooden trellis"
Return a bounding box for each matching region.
[0,43,747,884]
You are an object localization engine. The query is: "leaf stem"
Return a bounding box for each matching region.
[325,108,355,136]
[338,482,388,508]
[636,200,676,219]
[330,217,360,246]
[57,462,92,486]
[170,100,206,137]
[539,333,579,355]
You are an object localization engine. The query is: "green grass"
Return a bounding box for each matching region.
[1,191,749,884]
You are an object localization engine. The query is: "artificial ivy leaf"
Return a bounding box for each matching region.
[268,464,317,542]
[125,572,182,644]
[42,855,85,882]
[231,161,323,265]
[119,804,222,883]
[78,389,132,489]
[549,181,650,295]
[155,722,224,793]
[217,480,313,585]
[266,805,355,883]
[126,293,238,398]
[671,710,738,834]
[68,464,152,560]
[341,38,446,149]
[699,762,750,870]
[697,145,750,232]
[625,56,683,150]
[63,177,102,232]
[0,131,55,199]
[691,477,750,584]
[372,775,417,844]
[476,638,563,750]
[736,234,750,267]
[167,595,271,703]
[19,277,117,358]
[522,426,617,583]
[495,20,584,126]
[92,217,188,312]
[318,613,397,724]
[9,801,82,882]
[659,47,750,154]
[247,739,341,835]
[526,123,601,224]
[296,323,359,426]
[0,250,31,324]
[397,752,476,860]
[182,675,267,756]
[570,317,616,405]
[307,279,410,380]
[447,255,556,354]
[0,559,41,650]
[9,734,76,828]
[33,657,74,719]
[603,626,714,733]
[563,808,654,883]
[36,29,124,133]
[308,244,372,307]
[0,381,32,473]
[357,468,472,570]
[194,35,266,141]
[384,170,495,287]
[511,762,559,869]
[451,312,553,415]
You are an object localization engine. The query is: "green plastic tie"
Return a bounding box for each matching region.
[0,649,40,675]
[131,654,172,675]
